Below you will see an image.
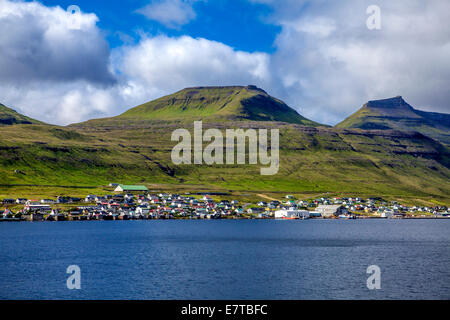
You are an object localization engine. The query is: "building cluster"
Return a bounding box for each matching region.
[1,187,449,221]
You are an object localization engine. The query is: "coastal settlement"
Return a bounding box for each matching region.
[1,184,449,222]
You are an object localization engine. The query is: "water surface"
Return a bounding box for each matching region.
[0,219,449,299]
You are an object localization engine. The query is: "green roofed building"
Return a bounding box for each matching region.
[114,185,148,192]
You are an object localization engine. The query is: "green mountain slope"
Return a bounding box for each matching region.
[0,103,43,126]
[336,96,450,145]
[1,121,449,204]
[0,91,449,205]
[75,85,322,127]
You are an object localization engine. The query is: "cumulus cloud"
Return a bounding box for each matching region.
[258,0,450,124]
[0,0,115,85]
[115,35,271,97]
[136,0,198,29]
[0,82,124,124]
[0,1,271,125]
[0,0,120,125]
[1,0,449,126]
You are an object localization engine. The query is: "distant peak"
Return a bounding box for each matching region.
[366,96,409,109]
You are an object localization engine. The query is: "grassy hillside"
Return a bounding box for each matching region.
[1,122,449,204]
[336,96,450,145]
[76,86,322,127]
[0,103,43,126]
[1,91,449,204]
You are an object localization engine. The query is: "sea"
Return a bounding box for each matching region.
[0,219,449,300]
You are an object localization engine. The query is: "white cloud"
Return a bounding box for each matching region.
[0,82,126,125]
[0,0,271,125]
[0,0,120,125]
[115,35,271,97]
[0,0,115,85]
[136,0,198,29]
[1,0,449,127]
[258,0,450,124]
[281,17,336,38]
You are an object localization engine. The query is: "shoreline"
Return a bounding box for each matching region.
[2,216,449,222]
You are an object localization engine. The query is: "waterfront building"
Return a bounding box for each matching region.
[315,205,348,218]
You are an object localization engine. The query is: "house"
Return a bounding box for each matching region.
[114,185,148,193]
[112,195,124,202]
[393,212,406,218]
[285,200,297,207]
[24,202,51,212]
[124,193,135,200]
[40,199,55,204]
[274,210,310,219]
[57,196,71,203]
[135,206,150,216]
[315,205,348,218]
[309,211,322,218]
[16,198,28,204]
[247,207,265,214]
[85,195,96,202]
[380,211,393,218]
[195,208,207,216]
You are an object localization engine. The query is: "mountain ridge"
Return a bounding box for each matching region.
[0,90,449,203]
[336,96,450,145]
[73,85,322,127]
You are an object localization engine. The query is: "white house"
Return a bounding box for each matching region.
[274,210,310,219]
[85,195,96,202]
[40,199,55,204]
[135,206,150,216]
[315,205,348,218]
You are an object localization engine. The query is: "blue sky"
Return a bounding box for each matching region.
[0,0,449,125]
[36,0,281,52]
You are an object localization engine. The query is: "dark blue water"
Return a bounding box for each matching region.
[0,220,449,300]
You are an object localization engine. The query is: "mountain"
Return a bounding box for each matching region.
[336,96,450,145]
[0,91,449,205]
[0,103,42,126]
[75,85,322,127]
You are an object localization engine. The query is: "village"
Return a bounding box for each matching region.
[0,184,449,222]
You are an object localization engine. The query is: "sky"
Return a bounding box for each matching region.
[0,0,449,125]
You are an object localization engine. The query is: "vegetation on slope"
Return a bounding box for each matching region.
[0,103,43,126]
[1,122,449,204]
[336,96,450,145]
[0,91,449,204]
[75,86,322,127]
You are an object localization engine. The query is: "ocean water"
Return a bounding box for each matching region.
[0,219,449,300]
